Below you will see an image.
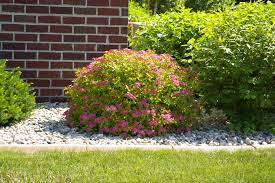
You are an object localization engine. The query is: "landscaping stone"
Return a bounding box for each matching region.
[0,103,274,146]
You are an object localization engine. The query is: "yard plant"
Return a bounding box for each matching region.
[0,59,35,126]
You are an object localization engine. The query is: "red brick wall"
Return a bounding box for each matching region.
[0,0,128,102]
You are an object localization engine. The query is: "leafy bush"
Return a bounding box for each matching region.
[130,9,209,65]
[129,0,152,22]
[184,0,236,12]
[0,59,35,126]
[65,49,199,137]
[189,2,275,131]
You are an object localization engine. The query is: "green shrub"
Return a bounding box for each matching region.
[0,59,35,126]
[189,2,275,131]
[184,0,236,12]
[65,49,199,137]
[130,9,210,65]
[129,0,152,22]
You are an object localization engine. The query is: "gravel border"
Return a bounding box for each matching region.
[0,103,274,148]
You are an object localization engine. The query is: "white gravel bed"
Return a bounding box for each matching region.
[0,103,274,146]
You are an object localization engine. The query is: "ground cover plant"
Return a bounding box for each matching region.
[0,149,274,182]
[65,49,199,137]
[0,59,35,126]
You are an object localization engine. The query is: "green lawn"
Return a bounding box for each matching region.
[0,149,274,182]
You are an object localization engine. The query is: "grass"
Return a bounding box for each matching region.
[0,149,274,182]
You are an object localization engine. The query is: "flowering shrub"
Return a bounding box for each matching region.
[65,49,199,137]
[0,59,35,126]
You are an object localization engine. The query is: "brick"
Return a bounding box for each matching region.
[0,0,13,3]
[120,27,128,34]
[39,71,60,78]
[64,35,85,42]
[74,7,96,15]
[27,43,49,50]
[15,0,38,4]
[40,89,63,96]
[97,44,119,51]
[40,34,61,42]
[111,0,128,7]
[50,25,72,33]
[74,44,96,51]
[0,14,12,22]
[63,53,85,60]
[39,52,61,60]
[26,6,49,14]
[120,44,128,49]
[50,97,68,103]
[86,53,104,60]
[21,70,37,78]
[2,5,24,13]
[14,52,37,59]
[50,7,72,14]
[109,36,127,43]
[52,80,72,87]
[0,52,12,59]
[88,35,106,43]
[98,27,119,34]
[0,33,13,41]
[26,25,48,32]
[15,34,37,41]
[74,61,90,68]
[110,18,128,25]
[2,24,24,32]
[38,16,61,23]
[51,62,73,69]
[26,61,49,68]
[51,44,73,51]
[63,0,85,5]
[63,71,75,78]
[121,8,128,16]
[3,43,25,50]
[36,97,50,103]
[14,15,36,23]
[87,0,109,6]
[98,8,119,16]
[6,61,25,68]
[28,80,50,87]
[87,17,108,25]
[74,26,96,34]
[39,0,61,5]
[63,17,85,24]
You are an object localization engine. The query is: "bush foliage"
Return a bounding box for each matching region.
[65,49,199,137]
[184,0,235,12]
[129,1,152,22]
[189,2,275,130]
[0,60,35,126]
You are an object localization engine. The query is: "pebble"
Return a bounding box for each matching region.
[0,103,274,146]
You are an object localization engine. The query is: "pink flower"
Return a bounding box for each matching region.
[88,121,97,128]
[134,82,142,88]
[183,89,190,95]
[162,113,174,123]
[139,99,149,108]
[149,120,158,127]
[155,78,162,86]
[143,89,147,94]
[132,110,142,118]
[105,105,118,112]
[154,67,162,74]
[145,130,157,137]
[80,114,92,122]
[125,93,136,100]
[181,82,187,87]
[158,127,167,134]
[151,89,158,95]
[170,75,180,86]
[97,80,109,87]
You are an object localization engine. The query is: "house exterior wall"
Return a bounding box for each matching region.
[0,0,128,102]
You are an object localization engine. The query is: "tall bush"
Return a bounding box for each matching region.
[189,2,275,131]
[65,49,199,137]
[184,0,236,12]
[0,59,35,126]
[130,9,210,65]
